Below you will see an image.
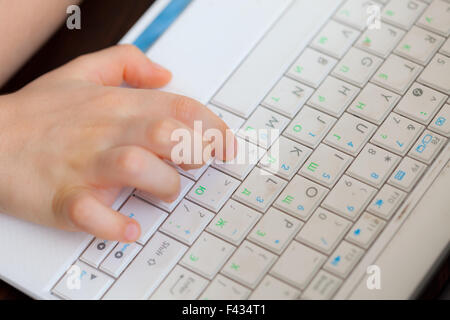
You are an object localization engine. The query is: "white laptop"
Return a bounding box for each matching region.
[0,0,449,300]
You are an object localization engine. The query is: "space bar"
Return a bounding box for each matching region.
[212,0,343,118]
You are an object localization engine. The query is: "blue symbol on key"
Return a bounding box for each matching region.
[375,199,384,208]
[394,170,406,181]
[308,132,316,137]
[256,196,264,203]
[321,237,328,245]
[331,256,341,266]
[185,230,191,235]
[128,213,135,219]
[354,228,361,236]
[396,140,404,148]
[435,117,446,127]
[347,206,355,212]
[297,205,305,211]
[371,172,379,179]
[347,142,354,148]
[274,240,280,244]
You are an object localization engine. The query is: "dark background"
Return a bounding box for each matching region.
[0,0,448,300]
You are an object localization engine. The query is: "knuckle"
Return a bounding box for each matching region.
[116,149,145,176]
[170,95,201,120]
[67,196,91,227]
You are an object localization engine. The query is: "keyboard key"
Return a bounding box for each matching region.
[103,232,187,300]
[160,199,214,245]
[324,241,365,278]
[371,54,423,95]
[332,48,383,87]
[208,104,245,133]
[199,274,251,300]
[381,0,427,30]
[283,106,337,148]
[287,48,337,88]
[440,38,450,57]
[180,232,235,280]
[262,77,314,118]
[356,22,405,58]
[99,242,142,278]
[150,265,209,300]
[80,239,117,268]
[395,83,447,125]
[274,175,328,221]
[429,104,450,137]
[394,26,445,65]
[238,106,290,149]
[296,208,352,255]
[334,0,380,31]
[270,241,325,290]
[346,212,386,249]
[418,53,450,95]
[207,200,261,245]
[299,144,353,188]
[308,76,360,117]
[417,0,450,37]
[324,113,377,156]
[187,167,240,212]
[248,207,303,254]
[250,275,301,300]
[367,184,406,220]
[371,113,424,156]
[408,130,447,164]
[302,270,342,300]
[119,196,167,245]
[322,175,377,221]
[347,83,401,125]
[347,143,401,188]
[259,136,312,180]
[310,20,360,59]
[53,261,113,300]
[233,167,287,213]
[221,240,277,289]
[388,157,426,192]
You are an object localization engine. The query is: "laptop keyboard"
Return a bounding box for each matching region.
[52,0,450,300]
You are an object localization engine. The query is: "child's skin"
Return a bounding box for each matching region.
[0,2,236,243]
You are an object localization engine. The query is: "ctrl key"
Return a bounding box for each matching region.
[52,261,113,300]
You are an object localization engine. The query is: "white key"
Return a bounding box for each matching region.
[347,143,401,188]
[238,106,290,149]
[180,232,235,280]
[80,239,117,268]
[334,0,380,31]
[324,113,377,156]
[346,212,386,249]
[394,26,445,65]
[258,136,312,180]
[301,270,342,300]
[208,104,245,133]
[395,83,447,125]
[441,38,450,57]
[221,240,277,289]
[100,242,141,278]
[160,200,214,245]
[355,22,405,58]
[429,104,450,137]
[371,54,423,95]
[408,130,448,164]
[322,175,377,221]
[248,207,304,254]
[119,196,167,245]
[388,157,427,192]
[367,184,406,220]
[233,167,287,213]
[418,53,450,95]
[324,241,365,278]
[347,83,401,125]
[332,48,383,87]
[381,0,427,30]
[53,261,113,300]
[135,175,194,212]
[213,137,265,180]
[207,200,261,245]
[199,274,251,300]
[299,144,353,188]
[274,175,329,221]
[287,48,337,88]
[296,208,352,255]
[310,20,360,59]
[417,0,450,37]
[103,232,187,300]
[270,241,326,290]
[262,77,314,118]
[283,106,337,148]
[250,275,301,300]
[371,113,424,156]
[187,167,240,212]
[150,265,209,300]
[308,76,359,117]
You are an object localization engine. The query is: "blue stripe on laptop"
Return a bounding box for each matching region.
[133,0,193,52]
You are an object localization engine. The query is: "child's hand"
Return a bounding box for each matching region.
[0,45,235,243]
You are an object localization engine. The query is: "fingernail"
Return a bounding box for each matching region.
[124,223,139,242]
[152,62,170,73]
